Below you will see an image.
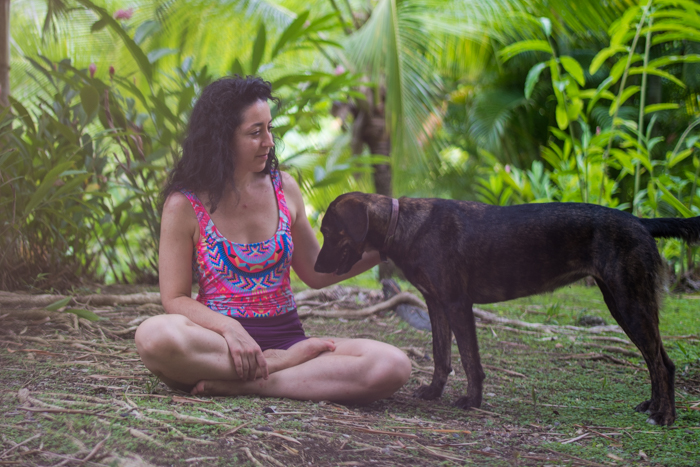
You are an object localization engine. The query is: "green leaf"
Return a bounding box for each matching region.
[609,86,640,116]
[524,62,547,99]
[656,178,694,218]
[539,17,552,37]
[644,103,680,113]
[75,0,152,83]
[80,85,100,118]
[498,40,552,63]
[147,48,177,64]
[250,23,267,74]
[8,96,35,134]
[560,56,585,86]
[668,148,693,168]
[45,297,71,311]
[648,54,700,67]
[134,20,160,45]
[590,46,627,75]
[231,58,245,77]
[23,161,75,217]
[271,11,310,58]
[64,308,102,321]
[609,54,642,84]
[628,67,686,89]
[91,18,108,32]
[555,103,568,130]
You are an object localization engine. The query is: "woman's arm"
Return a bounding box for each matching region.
[159,192,268,380]
[283,173,381,290]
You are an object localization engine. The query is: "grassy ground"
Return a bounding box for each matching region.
[0,281,698,466]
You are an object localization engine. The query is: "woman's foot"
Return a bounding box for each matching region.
[265,338,336,373]
[191,338,335,396]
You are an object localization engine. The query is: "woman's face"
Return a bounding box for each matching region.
[231,99,274,173]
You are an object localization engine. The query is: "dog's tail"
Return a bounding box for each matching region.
[641,217,700,244]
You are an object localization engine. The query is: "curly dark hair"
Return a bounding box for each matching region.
[161,76,280,213]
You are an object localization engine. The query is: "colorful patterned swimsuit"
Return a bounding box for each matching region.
[180,169,307,351]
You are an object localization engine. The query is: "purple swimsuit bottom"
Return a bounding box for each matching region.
[233,309,307,351]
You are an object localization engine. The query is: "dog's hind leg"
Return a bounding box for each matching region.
[448,301,485,409]
[414,296,453,400]
[594,275,676,426]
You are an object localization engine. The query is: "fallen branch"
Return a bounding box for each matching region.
[473,308,623,335]
[298,291,426,319]
[482,364,527,378]
[0,291,162,308]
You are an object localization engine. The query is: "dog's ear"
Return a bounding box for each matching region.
[334,198,369,244]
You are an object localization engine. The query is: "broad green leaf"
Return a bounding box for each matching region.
[609,86,640,116]
[80,85,99,118]
[8,96,35,134]
[644,103,680,113]
[271,11,310,58]
[22,161,75,216]
[560,56,585,86]
[147,48,177,64]
[91,18,108,32]
[75,0,153,83]
[46,297,71,311]
[628,67,686,88]
[590,46,626,75]
[656,178,694,218]
[668,148,693,168]
[647,180,657,210]
[649,54,700,68]
[567,98,583,121]
[555,103,568,130]
[231,58,245,77]
[609,54,642,84]
[64,308,102,321]
[524,62,547,99]
[498,40,552,63]
[134,20,160,45]
[250,23,267,74]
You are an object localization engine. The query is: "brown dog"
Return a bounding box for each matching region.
[314,192,700,426]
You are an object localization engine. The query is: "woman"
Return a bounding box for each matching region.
[135,76,411,403]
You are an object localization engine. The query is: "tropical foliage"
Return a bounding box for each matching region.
[2,0,700,289]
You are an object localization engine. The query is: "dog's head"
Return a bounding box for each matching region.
[315,193,372,275]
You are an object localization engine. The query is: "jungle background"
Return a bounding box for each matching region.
[1,0,699,466]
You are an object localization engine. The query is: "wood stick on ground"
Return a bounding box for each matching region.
[482,364,527,378]
[78,434,109,465]
[297,291,426,319]
[241,447,264,467]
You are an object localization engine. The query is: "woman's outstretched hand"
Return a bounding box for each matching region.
[222,325,269,381]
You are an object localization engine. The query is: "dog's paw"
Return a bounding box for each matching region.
[635,400,676,426]
[634,399,652,414]
[453,395,482,409]
[413,384,444,400]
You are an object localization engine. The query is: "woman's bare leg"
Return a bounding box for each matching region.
[135,314,334,391]
[191,338,412,404]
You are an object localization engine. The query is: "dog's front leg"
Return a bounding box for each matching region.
[414,296,452,400]
[449,302,485,409]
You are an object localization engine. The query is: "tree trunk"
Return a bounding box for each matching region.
[356,88,395,279]
[0,0,9,107]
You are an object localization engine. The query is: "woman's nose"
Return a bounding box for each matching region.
[263,128,274,147]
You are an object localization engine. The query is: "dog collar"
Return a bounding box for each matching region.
[380,198,399,263]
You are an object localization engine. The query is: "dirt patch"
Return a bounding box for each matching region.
[1,286,698,466]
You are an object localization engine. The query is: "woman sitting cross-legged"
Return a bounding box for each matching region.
[135,76,412,403]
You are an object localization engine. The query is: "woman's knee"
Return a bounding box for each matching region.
[365,345,412,393]
[134,314,192,366]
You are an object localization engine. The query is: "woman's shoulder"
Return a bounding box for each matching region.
[279,170,301,192]
[163,191,198,219]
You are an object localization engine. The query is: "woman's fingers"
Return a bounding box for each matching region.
[256,350,269,380]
